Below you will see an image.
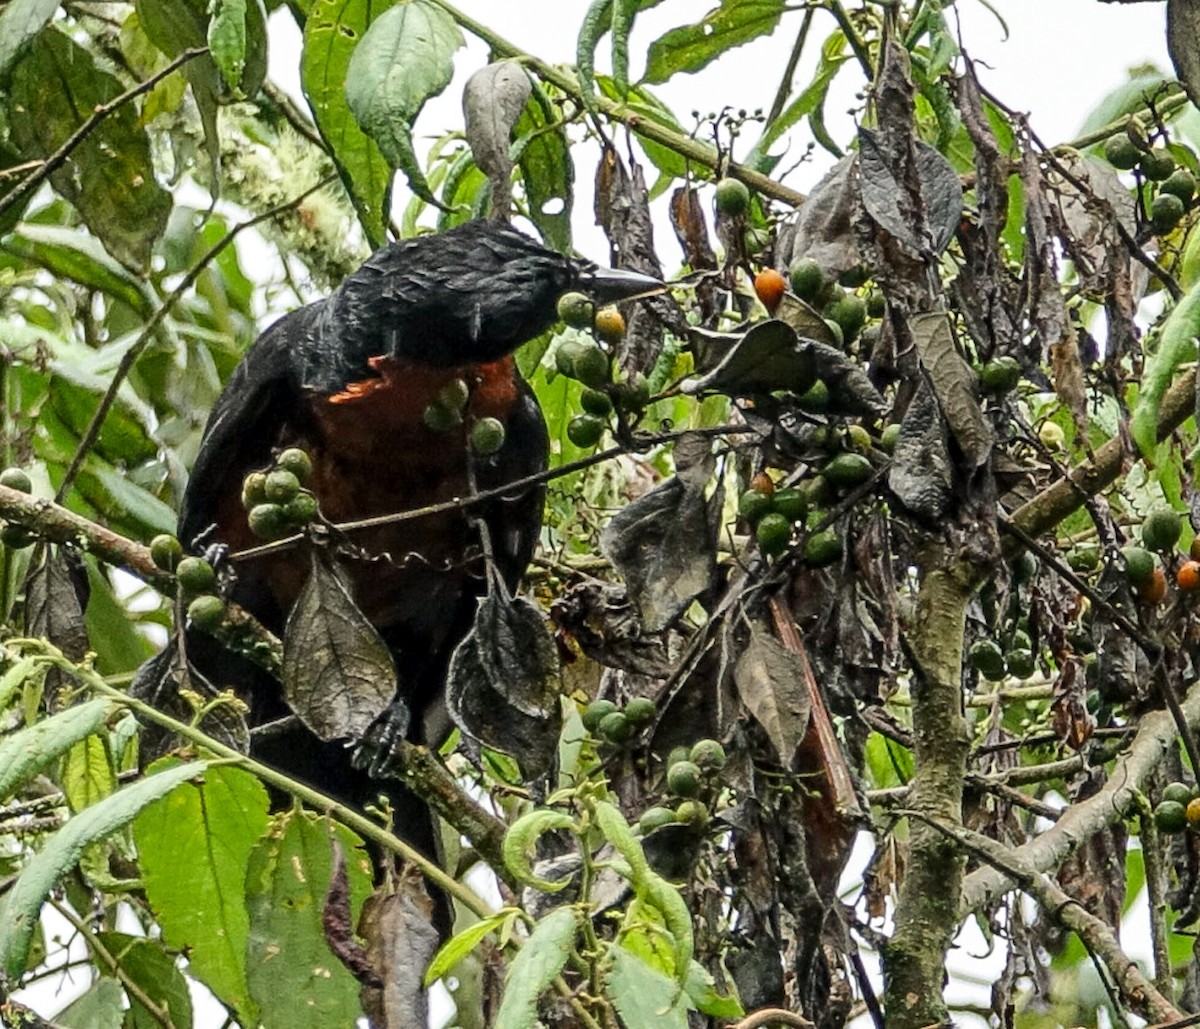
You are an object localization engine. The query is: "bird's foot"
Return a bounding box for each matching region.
[352,700,412,778]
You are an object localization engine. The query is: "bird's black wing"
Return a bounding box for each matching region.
[178,304,320,551]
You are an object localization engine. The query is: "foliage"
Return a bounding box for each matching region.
[3,1,1200,1028]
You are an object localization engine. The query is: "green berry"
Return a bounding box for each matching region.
[557,292,594,329]
[674,800,708,826]
[624,697,657,725]
[1151,191,1186,234]
[1005,648,1036,679]
[247,503,291,540]
[187,594,226,632]
[826,293,868,343]
[638,806,678,833]
[555,338,587,377]
[1156,799,1187,834]
[771,488,807,523]
[580,387,613,416]
[879,423,901,453]
[241,470,268,509]
[797,380,829,412]
[0,468,32,493]
[821,453,873,489]
[1103,134,1140,170]
[567,414,606,448]
[1141,147,1176,181]
[0,524,35,549]
[756,512,792,556]
[176,556,216,594]
[582,699,618,733]
[738,488,774,524]
[150,534,184,572]
[423,401,463,433]
[1142,507,1183,552]
[714,177,750,217]
[1161,168,1196,203]
[572,345,610,388]
[969,638,1007,681]
[275,448,313,484]
[979,356,1021,393]
[788,258,825,302]
[1163,781,1195,806]
[470,417,507,455]
[283,491,319,525]
[264,469,301,504]
[437,378,471,414]
[689,739,726,770]
[803,529,842,568]
[667,760,703,798]
[666,746,692,769]
[598,710,632,743]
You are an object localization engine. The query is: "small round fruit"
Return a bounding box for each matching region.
[754,268,787,313]
[582,699,619,733]
[788,258,825,302]
[756,512,792,556]
[624,697,657,725]
[969,638,1007,681]
[264,469,301,504]
[879,423,901,453]
[979,356,1021,393]
[1142,507,1183,552]
[803,529,843,568]
[0,468,32,493]
[555,338,587,377]
[666,746,692,769]
[241,470,268,509]
[749,471,775,496]
[572,344,610,388]
[714,176,750,217]
[275,447,313,484]
[1138,566,1168,605]
[1162,168,1196,203]
[689,738,727,770]
[187,594,226,632]
[283,491,319,525]
[150,534,184,572]
[675,800,708,826]
[1156,799,1188,834]
[1006,648,1036,679]
[1178,560,1200,592]
[667,760,703,798]
[567,414,606,448]
[176,556,216,594]
[823,319,845,348]
[470,417,507,456]
[846,424,872,451]
[1188,797,1200,826]
[1151,191,1186,234]
[826,293,868,342]
[593,307,626,345]
[0,524,35,548]
[580,387,613,416]
[1038,421,1066,451]
[423,402,463,433]
[1067,545,1101,572]
[771,488,808,523]
[598,710,632,743]
[1103,134,1141,170]
[1141,147,1176,181]
[247,503,291,541]
[797,380,829,412]
[738,488,774,524]
[639,806,678,833]
[822,452,873,489]
[1163,781,1195,806]
[1121,545,1155,586]
[556,291,594,329]
[436,378,471,414]
[613,373,650,412]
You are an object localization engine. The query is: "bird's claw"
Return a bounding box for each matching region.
[352,700,411,778]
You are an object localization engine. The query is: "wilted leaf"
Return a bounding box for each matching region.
[785,156,861,279]
[0,761,213,978]
[8,27,171,269]
[359,871,441,1029]
[858,129,962,256]
[733,624,810,767]
[682,320,816,397]
[283,551,397,742]
[345,0,463,206]
[494,906,578,1029]
[25,548,89,708]
[463,61,531,220]
[888,378,952,521]
[644,0,785,84]
[301,0,397,246]
[806,339,889,418]
[600,433,720,633]
[552,580,678,677]
[909,311,992,468]
[472,575,560,718]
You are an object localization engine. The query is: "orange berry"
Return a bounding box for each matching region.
[754,268,787,314]
[1188,797,1200,826]
[749,471,775,497]
[1139,566,1168,605]
[1179,560,1200,592]
[593,306,626,343]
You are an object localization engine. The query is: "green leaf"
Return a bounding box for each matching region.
[2,224,157,319]
[135,763,270,1026]
[595,76,689,182]
[302,0,399,246]
[96,932,195,1029]
[0,0,63,81]
[7,26,172,270]
[76,458,178,538]
[245,811,372,1028]
[644,0,785,85]
[606,945,691,1028]
[344,0,463,207]
[0,760,213,977]
[208,0,248,91]
[576,0,612,110]
[494,906,578,1029]
[83,561,157,675]
[1131,280,1200,460]
[514,83,574,251]
[63,733,117,813]
[0,698,115,803]
[54,978,126,1029]
[425,908,516,986]
[685,960,743,1018]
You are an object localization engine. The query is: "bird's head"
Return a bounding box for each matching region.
[326,221,661,375]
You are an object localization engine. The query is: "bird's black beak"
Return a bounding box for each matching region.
[580,265,663,304]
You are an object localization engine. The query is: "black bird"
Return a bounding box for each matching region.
[141,220,658,851]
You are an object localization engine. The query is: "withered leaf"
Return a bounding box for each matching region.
[358,871,440,1029]
[733,624,810,768]
[774,293,840,346]
[600,433,719,634]
[910,311,992,468]
[25,547,88,709]
[472,571,560,718]
[806,339,889,418]
[787,155,862,278]
[858,130,962,256]
[681,320,816,397]
[1169,0,1200,110]
[282,551,397,742]
[463,61,531,220]
[887,377,953,521]
[669,184,716,271]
